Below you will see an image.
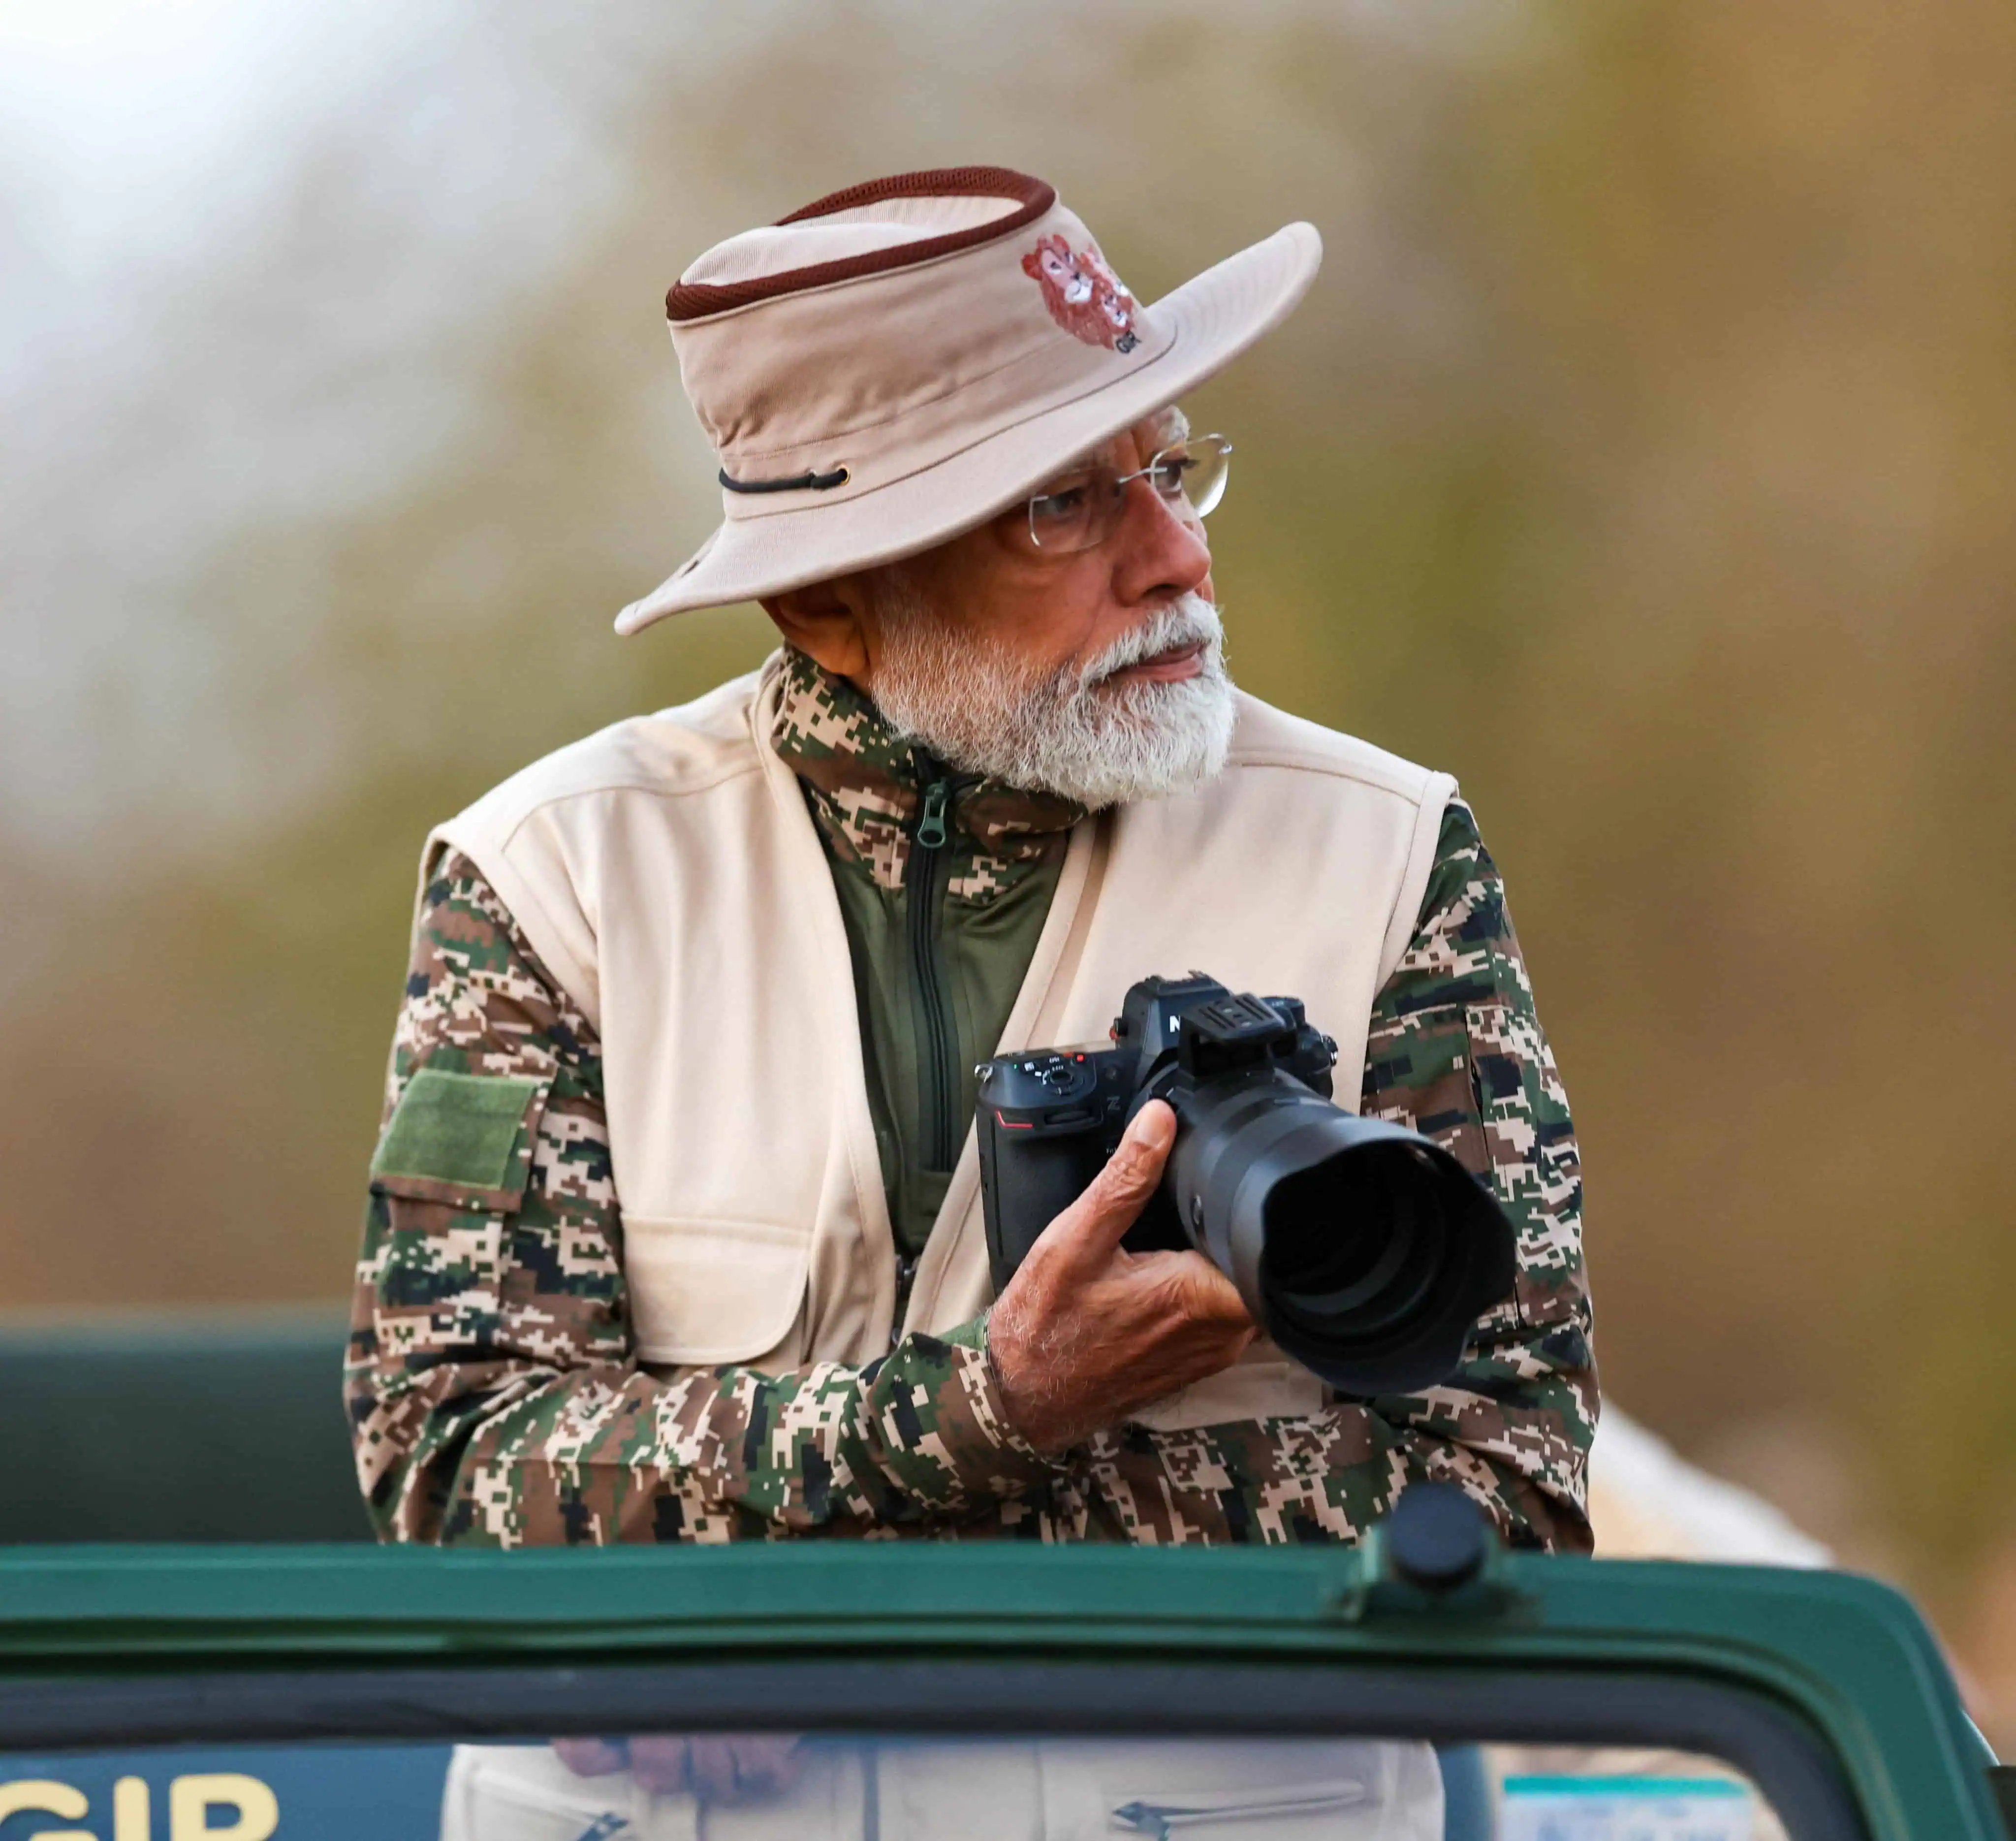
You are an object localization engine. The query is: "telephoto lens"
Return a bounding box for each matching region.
[976,974,1518,1397]
[1159,1066,1515,1396]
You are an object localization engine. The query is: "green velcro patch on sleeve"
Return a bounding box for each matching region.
[371,1068,546,1197]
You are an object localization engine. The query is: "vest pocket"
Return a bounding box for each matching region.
[1109,1782,1370,1839]
[1027,1740,1426,1841]
[620,1217,812,1371]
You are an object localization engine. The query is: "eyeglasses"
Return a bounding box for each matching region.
[1017,432,1233,555]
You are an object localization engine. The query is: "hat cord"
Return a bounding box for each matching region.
[718,464,850,494]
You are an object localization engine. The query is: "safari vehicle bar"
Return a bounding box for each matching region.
[0,1532,2004,1841]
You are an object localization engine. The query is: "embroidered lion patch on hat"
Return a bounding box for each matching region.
[1023,233,1139,353]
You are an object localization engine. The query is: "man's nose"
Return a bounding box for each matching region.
[1109,476,1213,604]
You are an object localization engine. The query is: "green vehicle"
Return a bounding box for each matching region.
[0,1500,2009,1841]
[0,1324,2008,1841]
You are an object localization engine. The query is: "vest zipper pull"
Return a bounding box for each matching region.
[915,777,951,851]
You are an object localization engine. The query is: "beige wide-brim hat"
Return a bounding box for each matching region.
[617,166,1322,634]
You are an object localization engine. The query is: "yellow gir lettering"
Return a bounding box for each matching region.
[113,1777,149,1841]
[167,1777,276,1841]
[0,1778,92,1841]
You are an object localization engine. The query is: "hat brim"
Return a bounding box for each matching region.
[615,221,1322,634]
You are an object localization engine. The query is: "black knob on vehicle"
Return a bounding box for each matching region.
[1385,1482,1489,1591]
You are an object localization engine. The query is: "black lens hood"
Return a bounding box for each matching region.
[1158,1072,1517,1397]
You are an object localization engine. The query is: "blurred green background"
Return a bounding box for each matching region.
[2,0,2011,1736]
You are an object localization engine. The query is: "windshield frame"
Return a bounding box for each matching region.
[0,1544,1996,1841]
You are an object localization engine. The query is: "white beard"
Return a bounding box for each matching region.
[866,581,1237,810]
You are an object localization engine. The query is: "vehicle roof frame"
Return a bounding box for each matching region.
[0,1544,1998,1841]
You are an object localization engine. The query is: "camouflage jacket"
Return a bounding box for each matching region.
[346,658,1598,1548]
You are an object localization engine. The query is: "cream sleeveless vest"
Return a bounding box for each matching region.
[426,653,1455,1429]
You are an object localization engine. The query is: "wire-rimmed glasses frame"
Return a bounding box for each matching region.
[1020,432,1233,555]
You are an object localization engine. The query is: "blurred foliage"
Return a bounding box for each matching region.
[2,0,2012,1658]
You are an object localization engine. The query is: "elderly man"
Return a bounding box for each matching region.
[346,167,1595,1559]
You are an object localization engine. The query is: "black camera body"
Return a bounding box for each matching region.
[976,974,1335,1265]
[976,973,1517,1397]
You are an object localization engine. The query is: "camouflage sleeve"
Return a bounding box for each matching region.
[345,852,1061,1546]
[1075,800,1598,1553]
[1352,798,1598,1549]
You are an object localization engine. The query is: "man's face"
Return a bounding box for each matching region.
[846,411,1236,808]
[861,413,1217,707]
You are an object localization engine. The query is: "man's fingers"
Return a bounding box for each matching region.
[726,1736,801,1797]
[553,1735,800,1805]
[684,1737,739,1803]
[552,1738,629,1779]
[1057,1101,1176,1257]
[1141,1248,1254,1326]
[623,1736,692,1794]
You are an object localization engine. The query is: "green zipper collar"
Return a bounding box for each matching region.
[770,648,1083,904]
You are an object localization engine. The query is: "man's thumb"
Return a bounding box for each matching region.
[1069,1099,1177,1253]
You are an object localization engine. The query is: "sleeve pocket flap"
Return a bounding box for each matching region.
[370,1068,550,1212]
[622,1216,811,1368]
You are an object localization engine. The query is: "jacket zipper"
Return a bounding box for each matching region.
[907,749,960,1172]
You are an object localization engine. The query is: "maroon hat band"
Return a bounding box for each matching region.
[664,166,1055,323]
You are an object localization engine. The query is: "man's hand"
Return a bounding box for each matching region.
[552,1736,801,1803]
[986,1099,1256,1452]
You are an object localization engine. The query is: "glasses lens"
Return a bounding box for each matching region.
[1022,435,1231,553]
[1026,465,1120,553]
[1153,433,1231,519]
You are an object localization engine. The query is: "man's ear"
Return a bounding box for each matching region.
[760,575,874,683]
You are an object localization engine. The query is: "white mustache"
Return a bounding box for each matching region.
[866,572,1236,808]
[1081,593,1224,687]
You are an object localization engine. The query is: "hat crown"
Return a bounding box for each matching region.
[680,192,1034,293]
[666,168,1162,499]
